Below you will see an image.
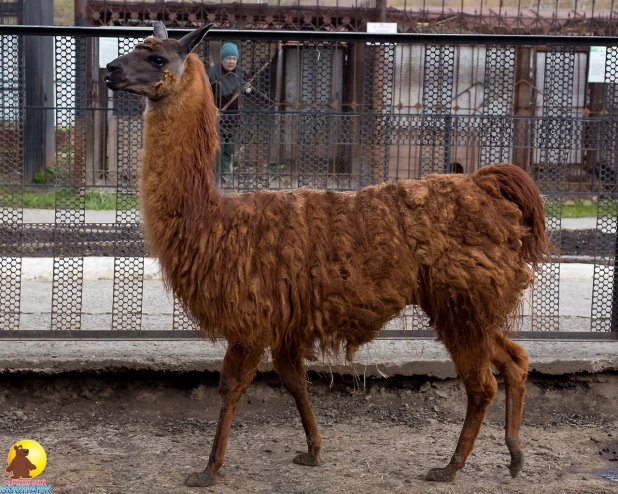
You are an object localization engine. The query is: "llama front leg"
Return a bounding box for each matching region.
[273,350,322,466]
[185,343,264,488]
[426,347,497,482]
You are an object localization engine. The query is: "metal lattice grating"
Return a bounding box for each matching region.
[0,34,23,331]
[418,45,455,178]
[592,46,618,332]
[480,46,515,167]
[360,42,395,187]
[235,39,273,191]
[112,37,145,331]
[51,35,86,331]
[531,46,575,331]
[0,27,615,338]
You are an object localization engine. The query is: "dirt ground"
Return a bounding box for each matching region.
[0,371,617,494]
[561,229,606,258]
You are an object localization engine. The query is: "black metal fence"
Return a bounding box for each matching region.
[1,25,618,339]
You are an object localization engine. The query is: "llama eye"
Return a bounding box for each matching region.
[150,56,167,68]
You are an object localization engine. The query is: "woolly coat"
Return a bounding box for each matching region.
[140,52,548,362]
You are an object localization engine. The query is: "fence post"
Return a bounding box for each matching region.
[613,234,618,332]
[23,0,54,182]
[603,48,618,332]
[592,46,618,332]
[359,42,394,187]
[513,46,533,172]
[418,44,455,177]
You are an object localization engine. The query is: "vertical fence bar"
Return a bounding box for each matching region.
[480,45,515,166]
[531,45,575,331]
[112,36,145,331]
[173,299,199,331]
[359,41,395,187]
[513,46,534,172]
[51,35,86,331]
[418,44,455,177]
[297,41,333,190]
[0,33,23,331]
[592,46,618,332]
[237,39,273,191]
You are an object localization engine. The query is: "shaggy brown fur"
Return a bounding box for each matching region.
[105,23,551,488]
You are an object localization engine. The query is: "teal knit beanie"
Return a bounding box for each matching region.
[220,42,239,60]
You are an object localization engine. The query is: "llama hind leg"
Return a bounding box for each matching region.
[273,349,322,466]
[185,343,264,488]
[426,344,498,482]
[492,333,529,478]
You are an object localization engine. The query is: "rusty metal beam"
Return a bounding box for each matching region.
[86,1,618,36]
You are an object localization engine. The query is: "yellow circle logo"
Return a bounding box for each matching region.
[6,440,47,479]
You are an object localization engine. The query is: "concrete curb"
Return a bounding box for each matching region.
[1,340,617,379]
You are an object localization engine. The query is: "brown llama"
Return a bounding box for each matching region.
[105,23,551,488]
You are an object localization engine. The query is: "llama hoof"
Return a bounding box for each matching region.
[509,451,524,478]
[506,436,524,478]
[293,452,320,467]
[425,466,457,482]
[185,470,215,487]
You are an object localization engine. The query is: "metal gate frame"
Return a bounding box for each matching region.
[1,26,618,340]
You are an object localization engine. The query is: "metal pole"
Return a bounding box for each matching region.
[23,0,54,182]
[443,115,452,172]
[75,0,87,27]
[375,0,387,22]
[73,0,88,189]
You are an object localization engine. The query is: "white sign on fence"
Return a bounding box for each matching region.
[99,38,119,69]
[588,46,607,83]
[366,22,398,34]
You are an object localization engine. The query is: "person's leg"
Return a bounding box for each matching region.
[219,115,236,185]
[220,140,233,183]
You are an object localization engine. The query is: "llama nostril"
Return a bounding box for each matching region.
[105,62,121,82]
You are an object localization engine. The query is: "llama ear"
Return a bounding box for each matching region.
[153,21,168,40]
[177,23,213,55]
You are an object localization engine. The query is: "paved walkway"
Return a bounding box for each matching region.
[561,217,597,230]
[22,209,599,229]
[15,262,597,333]
[23,209,118,224]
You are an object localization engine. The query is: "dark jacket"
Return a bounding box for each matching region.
[207,64,243,112]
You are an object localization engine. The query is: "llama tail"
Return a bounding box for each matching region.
[473,164,552,270]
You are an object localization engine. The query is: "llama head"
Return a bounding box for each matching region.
[104,22,212,100]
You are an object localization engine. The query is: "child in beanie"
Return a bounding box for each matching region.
[220,42,239,60]
[207,42,244,185]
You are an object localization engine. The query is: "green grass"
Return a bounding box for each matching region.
[0,189,612,217]
[549,200,618,219]
[0,189,136,210]
[559,200,598,218]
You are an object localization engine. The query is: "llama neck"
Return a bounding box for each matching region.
[140,54,221,252]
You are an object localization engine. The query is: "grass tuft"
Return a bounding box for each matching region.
[0,189,134,210]
[559,200,598,219]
